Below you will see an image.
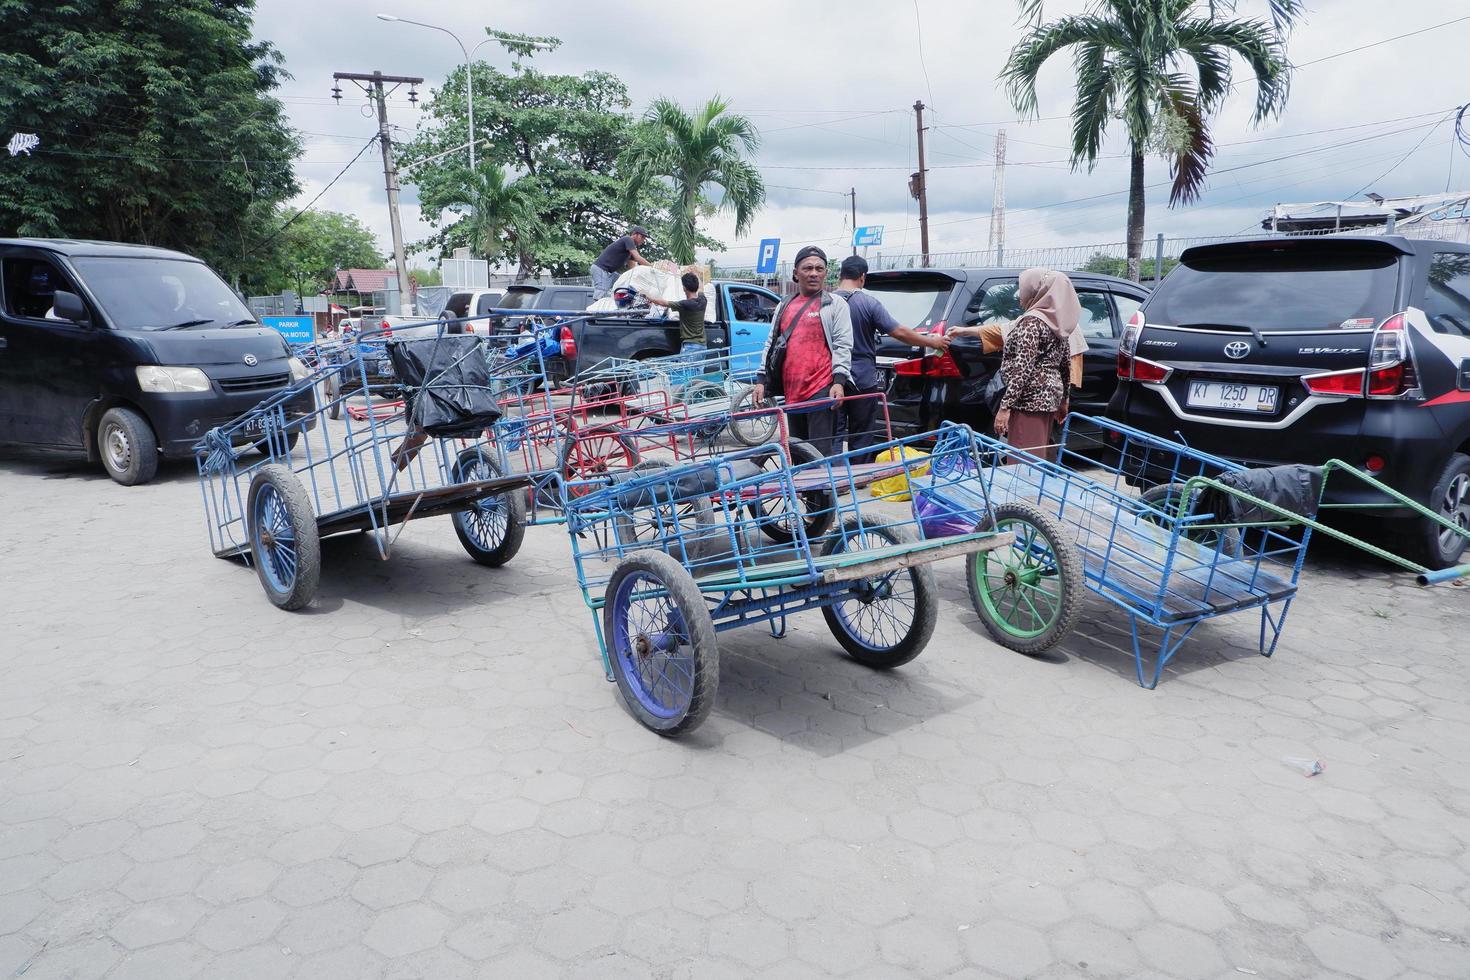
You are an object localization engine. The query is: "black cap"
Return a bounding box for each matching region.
[793,245,828,268]
[839,254,868,279]
[629,226,650,239]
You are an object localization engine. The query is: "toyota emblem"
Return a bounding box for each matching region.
[1224,341,1250,360]
[243,353,258,366]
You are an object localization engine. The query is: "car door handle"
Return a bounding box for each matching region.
[735,329,750,335]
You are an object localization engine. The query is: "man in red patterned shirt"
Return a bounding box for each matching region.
[753,246,853,455]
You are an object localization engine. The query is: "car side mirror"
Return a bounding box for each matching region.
[52,290,89,323]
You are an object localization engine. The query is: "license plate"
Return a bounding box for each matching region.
[241,415,268,436]
[1187,380,1280,414]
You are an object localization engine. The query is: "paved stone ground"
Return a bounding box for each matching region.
[2,445,1469,980]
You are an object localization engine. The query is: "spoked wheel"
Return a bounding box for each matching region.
[968,502,1081,654]
[820,520,938,669]
[451,448,527,567]
[612,461,720,563]
[747,439,835,545]
[682,380,726,408]
[558,427,640,499]
[1138,482,1242,556]
[246,464,321,610]
[728,387,779,447]
[604,550,718,736]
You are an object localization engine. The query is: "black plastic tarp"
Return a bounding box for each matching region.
[1207,464,1323,524]
[387,336,502,438]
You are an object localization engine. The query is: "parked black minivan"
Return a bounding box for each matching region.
[1109,235,1470,568]
[0,239,312,485]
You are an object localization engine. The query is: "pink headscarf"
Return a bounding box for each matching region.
[1019,268,1082,343]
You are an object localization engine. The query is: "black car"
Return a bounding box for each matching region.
[1109,235,1470,569]
[0,238,313,485]
[863,268,1149,436]
[488,283,596,335]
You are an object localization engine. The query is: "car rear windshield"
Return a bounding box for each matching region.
[71,256,255,331]
[861,278,953,329]
[496,289,540,310]
[1146,245,1400,331]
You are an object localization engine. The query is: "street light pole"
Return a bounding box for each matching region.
[377,15,495,171]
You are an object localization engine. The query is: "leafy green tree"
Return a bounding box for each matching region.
[401,36,717,278]
[258,209,380,298]
[1003,1,1292,280]
[621,97,765,265]
[409,266,442,287]
[415,163,541,276]
[1080,251,1178,280]
[0,0,299,283]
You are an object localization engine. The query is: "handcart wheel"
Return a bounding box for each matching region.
[613,461,720,563]
[451,448,527,567]
[820,520,938,669]
[558,427,640,499]
[246,464,321,611]
[1137,483,1244,557]
[604,550,718,736]
[728,387,780,448]
[967,502,1081,655]
[747,439,835,544]
[683,380,725,407]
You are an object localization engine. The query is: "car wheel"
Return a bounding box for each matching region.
[97,407,159,485]
[1414,452,1470,569]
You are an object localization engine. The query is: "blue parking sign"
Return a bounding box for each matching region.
[756,238,781,275]
[262,316,315,345]
[853,225,884,247]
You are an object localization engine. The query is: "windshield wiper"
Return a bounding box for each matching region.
[225,319,258,327]
[158,318,215,331]
[1179,321,1268,348]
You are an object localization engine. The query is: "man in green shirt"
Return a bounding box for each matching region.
[642,272,708,352]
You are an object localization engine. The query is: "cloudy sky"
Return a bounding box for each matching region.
[255,0,1470,270]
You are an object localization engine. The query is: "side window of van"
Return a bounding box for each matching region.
[2,257,83,321]
[1424,253,1470,337]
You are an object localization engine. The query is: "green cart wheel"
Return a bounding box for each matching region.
[967,501,1081,655]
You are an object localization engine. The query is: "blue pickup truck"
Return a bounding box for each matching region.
[556,279,781,379]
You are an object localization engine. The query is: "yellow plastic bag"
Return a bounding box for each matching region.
[868,447,930,502]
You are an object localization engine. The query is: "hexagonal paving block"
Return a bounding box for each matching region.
[350,860,434,910]
[533,906,621,960]
[427,864,512,914]
[960,918,1052,976]
[109,896,209,949]
[1302,924,1405,980]
[362,903,452,958]
[707,913,789,968]
[195,898,288,953]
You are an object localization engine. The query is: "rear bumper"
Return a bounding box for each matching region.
[1109,381,1449,512]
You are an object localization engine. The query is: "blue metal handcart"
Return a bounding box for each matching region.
[561,430,1017,735]
[196,328,550,609]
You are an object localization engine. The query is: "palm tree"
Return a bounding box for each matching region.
[441,164,542,279]
[1004,0,1294,280]
[622,96,765,264]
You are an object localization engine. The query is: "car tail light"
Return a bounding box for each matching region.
[895,352,962,378]
[1303,368,1366,397]
[1120,310,1143,356]
[1366,313,1415,398]
[1364,454,1386,473]
[1115,311,1168,381]
[559,325,577,360]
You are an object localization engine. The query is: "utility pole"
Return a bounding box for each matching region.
[913,101,930,267]
[333,71,423,316]
[849,186,857,246]
[989,129,1006,265]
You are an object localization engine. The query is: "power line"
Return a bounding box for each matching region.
[1294,15,1470,68]
[248,135,381,256]
[912,0,936,110]
[1344,111,1455,200]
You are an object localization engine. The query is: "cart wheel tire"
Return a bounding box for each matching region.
[748,438,836,544]
[1412,452,1470,569]
[683,380,725,406]
[1138,482,1242,556]
[604,550,718,736]
[612,460,720,563]
[820,520,938,669]
[557,427,640,498]
[452,448,526,567]
[246,464,321,610]
[97,407,159,485]
[729,387,779,447]
[968,502,1081,655]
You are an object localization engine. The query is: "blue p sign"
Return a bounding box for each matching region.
[756,238,780,275]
